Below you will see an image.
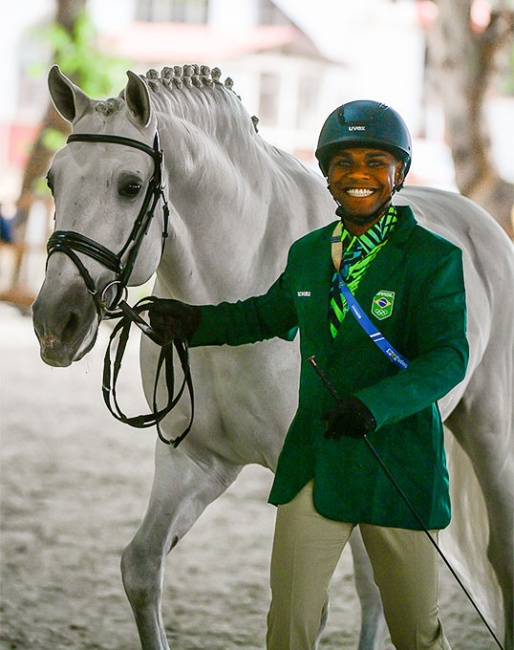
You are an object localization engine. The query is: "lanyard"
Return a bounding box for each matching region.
[337,273,410,371]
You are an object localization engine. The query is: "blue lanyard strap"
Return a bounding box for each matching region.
[337,273,410,370]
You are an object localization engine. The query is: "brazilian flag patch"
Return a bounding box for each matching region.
[371,290,395,320]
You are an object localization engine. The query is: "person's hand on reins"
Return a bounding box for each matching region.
[147,298,201,345]
[322,395,376,439]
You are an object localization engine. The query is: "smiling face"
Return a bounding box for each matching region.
[327,147,405,227]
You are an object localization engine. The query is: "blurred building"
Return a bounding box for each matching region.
[1,0,512,209]
[1,0,448,205]
[96,0,343,162]
[0,0,347,206]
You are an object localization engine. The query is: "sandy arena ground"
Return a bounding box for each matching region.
[0,304,498,649]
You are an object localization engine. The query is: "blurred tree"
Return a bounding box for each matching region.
[14,0,85,240]
[14,0,129,239]
[6,0,129,300]
[428,0,514,237]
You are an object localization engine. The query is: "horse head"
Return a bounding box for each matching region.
[33,66,169,367]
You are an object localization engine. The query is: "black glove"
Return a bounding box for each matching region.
[322,395,376,440]
[147,298,201,345]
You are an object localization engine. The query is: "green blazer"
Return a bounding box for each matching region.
[191,206,469,530]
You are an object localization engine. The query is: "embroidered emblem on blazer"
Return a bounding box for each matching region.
[372,290,395,320]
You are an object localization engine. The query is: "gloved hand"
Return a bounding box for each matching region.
[322,395,376,440]
[147,298,201,345]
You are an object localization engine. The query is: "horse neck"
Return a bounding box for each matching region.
[152,85,326,302]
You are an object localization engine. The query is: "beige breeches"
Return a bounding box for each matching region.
[267,481,452,650]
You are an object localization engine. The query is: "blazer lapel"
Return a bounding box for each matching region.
[353,205,418,299]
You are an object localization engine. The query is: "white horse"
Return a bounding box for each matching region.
[32,65,513,650]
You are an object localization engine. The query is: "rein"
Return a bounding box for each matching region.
[103,297,194,448]
[46,132,194,447]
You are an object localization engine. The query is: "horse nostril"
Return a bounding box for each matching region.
[61,310,81,344]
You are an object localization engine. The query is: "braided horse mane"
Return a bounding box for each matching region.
[130,64,260,144]
[116,62,316,202]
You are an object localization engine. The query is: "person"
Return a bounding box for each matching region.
[147,100,469,650]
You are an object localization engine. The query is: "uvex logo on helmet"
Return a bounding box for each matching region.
[315,99,412,190]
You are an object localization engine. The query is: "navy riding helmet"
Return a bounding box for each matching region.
[315,100,412,189]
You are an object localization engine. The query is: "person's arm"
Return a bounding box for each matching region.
[148,249,299,348]
[191,268,298,347]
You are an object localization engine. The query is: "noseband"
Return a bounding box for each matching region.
[47,132,169,316]
[46,132,194,448]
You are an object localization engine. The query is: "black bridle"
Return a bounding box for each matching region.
[46,132,194,448]
[48,132,169,315]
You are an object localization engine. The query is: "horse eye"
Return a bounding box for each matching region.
[119,181,142,198]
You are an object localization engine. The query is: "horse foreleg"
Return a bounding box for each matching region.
[121,442,241,650]
[350,529,387,650]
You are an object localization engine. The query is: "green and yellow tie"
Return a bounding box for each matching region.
[329,206,398,339]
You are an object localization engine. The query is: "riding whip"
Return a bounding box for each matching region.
[307,355,504,650]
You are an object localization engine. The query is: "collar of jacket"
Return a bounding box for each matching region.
[354,205,418,288]
[387,204,418,247]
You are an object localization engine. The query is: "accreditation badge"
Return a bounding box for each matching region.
[371,290,395,320]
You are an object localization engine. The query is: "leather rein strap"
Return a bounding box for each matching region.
[46,132,194,447]
[103,297,195,448]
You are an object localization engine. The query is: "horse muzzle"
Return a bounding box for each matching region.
[32,280,99,367]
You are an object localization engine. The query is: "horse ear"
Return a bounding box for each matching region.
[48,65,91,124]
[125,71,152,129]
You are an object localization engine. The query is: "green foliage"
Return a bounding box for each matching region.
[25,9,132,199]
[502,40,514,94]
[33,126,66,197]
[33,9,130,98]
[41,127,67,153]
